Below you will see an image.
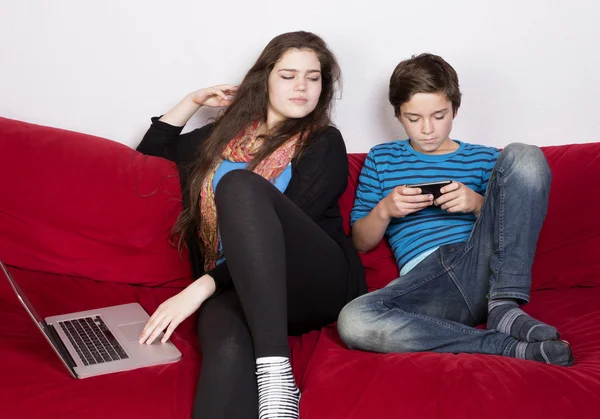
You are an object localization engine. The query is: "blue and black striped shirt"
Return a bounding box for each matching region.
[351,139,500,272]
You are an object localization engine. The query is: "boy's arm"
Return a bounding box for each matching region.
[352,201,391,252]
[351,150,432,252]
[350,150,385,252]
[353,186,433,251]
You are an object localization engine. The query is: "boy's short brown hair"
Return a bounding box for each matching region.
[389,53,461,117]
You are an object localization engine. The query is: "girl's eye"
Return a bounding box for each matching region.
[408,119,419,123]
[308,77,320,82]
[281,76,294,80]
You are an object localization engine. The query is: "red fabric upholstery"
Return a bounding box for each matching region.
[299,287,600,418]
[1,117,599,418]
[0,117,190,285]
[338,154,399,291]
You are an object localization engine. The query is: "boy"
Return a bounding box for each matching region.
[337,53,573,366]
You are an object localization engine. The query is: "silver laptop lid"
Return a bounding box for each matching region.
[0,260,76,378]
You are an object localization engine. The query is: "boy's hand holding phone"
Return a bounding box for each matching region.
[434,181,483,215]
[378,186,434,219]
[406,180,452,200]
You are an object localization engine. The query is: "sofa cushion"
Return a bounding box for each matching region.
[0,266,316,418]
[2,117,600,419]
[531,143,600,290]
[0,117,191,285]
[0,267,200,418]
[297,286,600,418]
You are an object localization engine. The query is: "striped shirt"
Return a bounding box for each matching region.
[351,139,500,271]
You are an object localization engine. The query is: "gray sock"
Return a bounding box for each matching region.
[510,339,574,366]
[488,298,559,342]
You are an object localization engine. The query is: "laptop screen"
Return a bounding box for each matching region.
[0,261,45,327]
[0,260,76,377]
[1,261,46,326]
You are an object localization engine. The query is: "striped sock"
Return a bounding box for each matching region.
[256,357,300,419]
[510,339,574,366]
[487,298,559,342]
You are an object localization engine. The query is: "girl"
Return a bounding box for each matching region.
[136,31,366,419]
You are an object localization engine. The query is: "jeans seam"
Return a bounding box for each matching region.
[442,239,471,271]
[502,336,517,356]
[391,307,487,335]
[380,266,449,303]
[492,170,505,288]
[488,291,531,302]
[443,263,479,325]
[439,243,482,324]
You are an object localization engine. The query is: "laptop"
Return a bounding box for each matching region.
[1,260,181,379]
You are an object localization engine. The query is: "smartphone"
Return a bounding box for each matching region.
[406,180,452,200]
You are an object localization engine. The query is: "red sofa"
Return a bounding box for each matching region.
[1,116,599,419]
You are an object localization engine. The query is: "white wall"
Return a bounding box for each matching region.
[1,1,598,153]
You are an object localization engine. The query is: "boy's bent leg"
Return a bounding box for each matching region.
[337,254,515,357]
[485,143,551,301]
[482,143,560,342]
[337,261,573,366]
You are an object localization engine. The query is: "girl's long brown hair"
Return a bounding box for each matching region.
[173,31,341,258]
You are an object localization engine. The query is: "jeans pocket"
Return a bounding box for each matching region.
[440,242,466,267]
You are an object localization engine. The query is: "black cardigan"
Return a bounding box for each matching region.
[136,117,366,301]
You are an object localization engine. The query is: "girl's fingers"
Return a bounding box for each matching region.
[214,84,237,91]
[139,312,163,344]
[145,316,172,345]
[211,88,229,101]
[162,318,181,343]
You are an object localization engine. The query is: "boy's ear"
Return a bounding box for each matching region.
[453,109,459,119]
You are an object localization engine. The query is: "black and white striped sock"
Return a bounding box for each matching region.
[256,357,300,419]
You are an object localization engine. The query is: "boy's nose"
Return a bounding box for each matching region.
[421,120,434,135]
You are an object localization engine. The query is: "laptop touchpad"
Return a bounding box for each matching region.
[118,321,148,342]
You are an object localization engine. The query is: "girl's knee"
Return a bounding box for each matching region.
[215,169,269,207]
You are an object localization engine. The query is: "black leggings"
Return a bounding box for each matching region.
[193,170,351,419]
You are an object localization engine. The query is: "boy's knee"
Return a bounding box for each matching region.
[339,297,429,354]
[500,143,551,188]
[337,299,373,350]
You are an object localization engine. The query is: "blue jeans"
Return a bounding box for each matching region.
[338,143,551,356]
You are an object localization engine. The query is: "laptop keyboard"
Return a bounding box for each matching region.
[58,316,129,366]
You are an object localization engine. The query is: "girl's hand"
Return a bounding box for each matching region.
[138,275,215,344]
[188,85,238,108]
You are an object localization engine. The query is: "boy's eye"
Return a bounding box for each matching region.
[408,119,419,123]
[434,115,445,120]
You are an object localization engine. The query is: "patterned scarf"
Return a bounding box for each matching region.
[200,122,300,270]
